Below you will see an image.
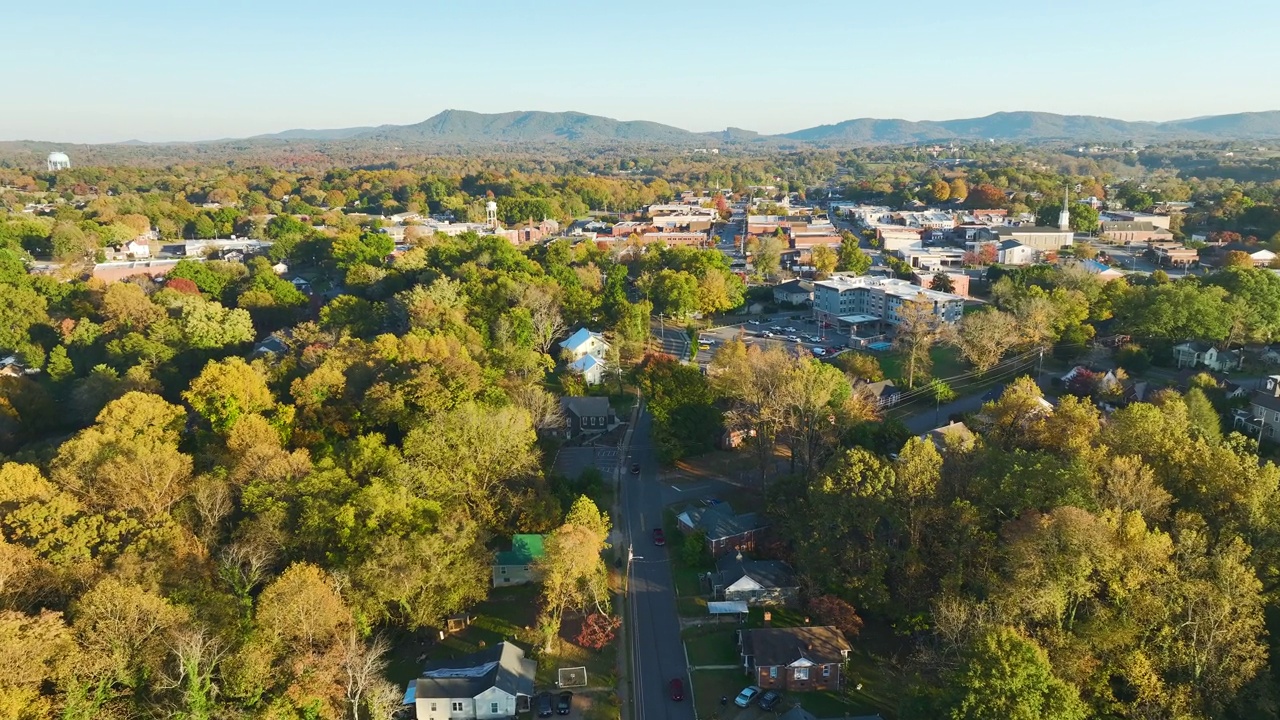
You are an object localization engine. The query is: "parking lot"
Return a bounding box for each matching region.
[552,446,620,479]
[698,312,857,360]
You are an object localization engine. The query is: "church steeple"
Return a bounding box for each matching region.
[1058,184,1071,231]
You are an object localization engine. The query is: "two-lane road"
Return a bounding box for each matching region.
[622,408,694,720]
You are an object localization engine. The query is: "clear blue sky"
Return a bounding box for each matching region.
[8,0,1280,143]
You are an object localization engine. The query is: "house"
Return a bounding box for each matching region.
[559,396,618,439]
[0,355,34,378]
[773,279,814,305]
[920,421,975,451]
[996,240,1036,266]
[1173,341,1243,372]
[251,332,290,357]
[289,276,312,293]
[710,551,798,606]
[271,261,289,275]
[1072,258,1125,282]
[492,534,545,586]
[855,379,900,408]
[559,328,609,362]
[568,354,606,385]
[1234,376,1280,443]
[407,642,536,720]
[1205,244,1277,268]
[676,502,767,558]
[738,626,851,692]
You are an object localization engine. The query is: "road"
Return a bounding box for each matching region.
[621,408,695,720]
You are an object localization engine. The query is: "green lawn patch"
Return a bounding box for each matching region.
[682,628,740,667]
[880,345,966,385]
[690,669,750,720]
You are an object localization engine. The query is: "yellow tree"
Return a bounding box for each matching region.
[536,496,611,650]
[893,294,949,389]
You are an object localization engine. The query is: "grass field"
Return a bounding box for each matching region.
[682,627,740,667]
[879,345,966,385]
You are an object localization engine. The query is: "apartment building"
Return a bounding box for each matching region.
[812,275,964,332]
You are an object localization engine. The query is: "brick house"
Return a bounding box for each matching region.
[738,626,851,692]
[676,502,767,558]
[559,396,618,440]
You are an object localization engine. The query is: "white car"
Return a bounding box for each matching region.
[748,319,761,325]
[734,686,761,708]
[812,347,826,356]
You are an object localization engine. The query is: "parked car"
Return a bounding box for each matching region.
[556,692,573,715]
[760,331,773,338]
[812,347,826,356]
[784,326,797,333]
[734,686,761,707]
[652,528,666,546]
[537,692,554,718]
[807,335,822,343]
[748,319,761,325]
[670,678,684,701]
[758,690,782,711]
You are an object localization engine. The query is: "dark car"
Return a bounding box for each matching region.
[670,678,684,701]
[630,463,641,475]
[556,691,573,715]
[536,692,554,718]
[757,690,782,711]
[652,528,666,546]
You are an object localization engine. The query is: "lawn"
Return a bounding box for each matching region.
[682,627,740,667]
[663,509,714,617]
[690,669,750,720]
[879,345,966,385]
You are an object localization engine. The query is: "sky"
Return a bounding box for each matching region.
[7,0,1280,144]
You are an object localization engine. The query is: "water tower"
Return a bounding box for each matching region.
[46,151,71,171]
[486,201,498,229]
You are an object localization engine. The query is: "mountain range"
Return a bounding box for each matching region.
[233,109,1280,147]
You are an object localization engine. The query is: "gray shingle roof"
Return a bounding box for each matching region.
[715,555,796,589]
[414,642,535,700]
[740,626,851,667]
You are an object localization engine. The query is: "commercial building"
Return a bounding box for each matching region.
[1099,221,1174,245]
[1103,210,1171,230]
[811,274,964,333]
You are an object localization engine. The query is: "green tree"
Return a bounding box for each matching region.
[811,245,838,278]
[184,357,274,432]
[837,236,871,274]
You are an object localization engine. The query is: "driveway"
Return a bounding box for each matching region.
[621,407,695,720]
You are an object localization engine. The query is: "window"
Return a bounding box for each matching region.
[769,666,778,678]
[452,702,464,712]
[823,665,831,678]
[491,702,499,714]
[794,667,809,680]
[431,703,438,712]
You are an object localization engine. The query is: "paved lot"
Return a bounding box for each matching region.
[553,446,620,479]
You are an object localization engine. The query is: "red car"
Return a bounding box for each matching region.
[670,678,684,701]
[652,528,666,546]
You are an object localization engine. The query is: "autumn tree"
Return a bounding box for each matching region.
[810,245,837,278]
[954,308,1019,373]
[893,295,949,388]
[537,496,611,650]
[184,356,274,432]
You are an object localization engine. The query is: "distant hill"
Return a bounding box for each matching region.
[781,110,1280,143]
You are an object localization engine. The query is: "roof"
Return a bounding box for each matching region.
[1101,221,1157,232]
[559,327,606,352]
[414,642,536,700]
[707,601,749,615]
[561,396,611,418]
[715,554,796,590]
[569,354,602,373]
[778,708,819,720]
[679,503,764,541]
[740,626,851,667]
[924,421,974,447]
[997,239,1025,250]
[995,226,1073,235]
[774,279,815,294]
[494,535,545,566]
[1251,390,1280,414]
[858,379,898,400]
[1175,341,1215,354]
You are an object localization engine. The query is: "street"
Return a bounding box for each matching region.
[622,408,695,720]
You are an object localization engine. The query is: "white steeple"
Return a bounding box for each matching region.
[1057,185,1071,231]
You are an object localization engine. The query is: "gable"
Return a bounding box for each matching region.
[789,657,816,668]
[726,575,764,592]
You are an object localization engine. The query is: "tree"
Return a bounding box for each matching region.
[649,269,700,318]
[837,237,871,275]
[928,180,951,203]
[51,392,194,518]
[954,309,1018,373]
[1182,387,1223,444]
[0,609,73,719]
[930,272,955,293]
[966,183,1007,208]
[748,234,784,280]
[101,282,163,331]
[1035,203,1100,233]
[811,246,837,278]
[949,178,969,202]
[832,351,884,382]
[0,284,49,357]
[808,595,863,638]
[183,357,274,432]
[927,626,1088,720]
[894,295,949,388]
[1224,250,1254,269]
[576,613,621,650]
[536,496,611,649]
[180,301,254,349]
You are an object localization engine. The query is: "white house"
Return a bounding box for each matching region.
[1173,341,1243,372]
[569,354,606,386]
[996,240,1036,266]
[559,328,609,361]
[408,642,536,720]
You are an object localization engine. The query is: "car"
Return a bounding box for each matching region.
[734,686,761,707]
[769,326,783,332]
[748,319,761,325]
[536,692,554,718]
[556,691,573,715]
[757,690,782,711]
[760,331,773,338]
[652,528,666,546]
[786,335,800,342]
[808,335,823,342]
[812,347,826,356]
[784,326,797,333]
[630,463,641,475]
[670,678,684,701]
